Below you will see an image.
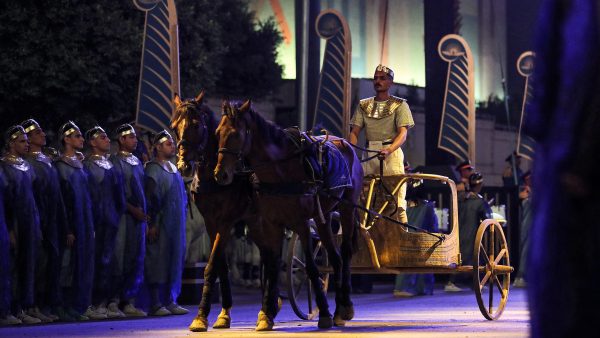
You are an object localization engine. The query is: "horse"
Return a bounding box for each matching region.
[170,92,270,331]
[214,99,364,328]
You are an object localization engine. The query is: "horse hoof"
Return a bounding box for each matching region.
[255,311,274,331]
[336,304,355,321]
[333,314,346,327]
[318,315,333,329]
[213,314,231,329]
[189,315,209,332]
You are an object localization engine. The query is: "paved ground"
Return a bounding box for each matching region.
[0,282,530,337]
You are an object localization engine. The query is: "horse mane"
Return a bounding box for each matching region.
[198,103,218,134]
[230,100,288,147]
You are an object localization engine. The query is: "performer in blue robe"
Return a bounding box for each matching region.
[54,121,95,321]
[21,119,66,322]
[0,166,19,325]
[393,179,439,297]
[445,173,492,292]
[144,130,188,316]
[83,126,126,319]
[0,126,42,324]
[457,175,492,268]
[109,124,147,317]
[513,170,532,288]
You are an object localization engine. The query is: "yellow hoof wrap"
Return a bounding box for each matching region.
[189,315,209,332]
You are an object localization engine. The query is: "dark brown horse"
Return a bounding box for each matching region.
[214,100,364,328]
[170,92,267,331]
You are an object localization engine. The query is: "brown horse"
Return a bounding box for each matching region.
[214,100,364,328]
[170,92,267,331]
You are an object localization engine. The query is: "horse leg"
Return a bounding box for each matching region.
[189,232,226,332]
[297,221,334,329]
[315,214,345,326]
[212,252,232,329]
[255,226,283,331]
[337,202,357,321]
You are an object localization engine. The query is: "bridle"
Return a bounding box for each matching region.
[217,113,253,174]
[173,101,209,166]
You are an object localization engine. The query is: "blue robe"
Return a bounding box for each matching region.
[84,156,125,303]
[0,167,11,316]
[394,200,439,295]
[110,152,146,301]
[458,193,493,267]
[144,160,186,303]
[0,156,41,309]
[517,197,532,280]
[55,156,95,312]
[25,152,66,306]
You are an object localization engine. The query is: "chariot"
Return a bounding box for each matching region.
[286,173,513,321]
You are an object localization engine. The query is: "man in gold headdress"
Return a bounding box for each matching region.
[349,64,415,223]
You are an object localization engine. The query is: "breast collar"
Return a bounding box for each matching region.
[118,151,141,166]
[30,151,52,167]
[150,160,178,174]
[1,154,30,172]
[59,154,83,169]
[89,154,113,170]
[359,96,405,119]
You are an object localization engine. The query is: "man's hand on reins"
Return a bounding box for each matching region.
[379,147,393,159]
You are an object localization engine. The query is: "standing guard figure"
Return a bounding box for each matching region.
[144,130,188,316]
[445,172,493,292]
[54,121,95,321]
[83,126,126,319]
[0,164,17,325]
[21,119,67,322]
[109,123,148,317]
[0,126,42,324]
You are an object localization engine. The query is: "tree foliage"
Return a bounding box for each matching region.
[0,0,283,142]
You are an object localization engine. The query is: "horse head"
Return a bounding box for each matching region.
[214,99,252,185]
[171,90,210,176]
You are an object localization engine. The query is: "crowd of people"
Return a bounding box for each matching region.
[0,120,189,326]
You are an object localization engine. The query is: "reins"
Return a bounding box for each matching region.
[319,189,445,241]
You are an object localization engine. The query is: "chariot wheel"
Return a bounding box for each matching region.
[473,219,513,320]
[286,225,329,320]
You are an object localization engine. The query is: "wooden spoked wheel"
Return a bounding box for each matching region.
[286,229,329,320]
[473,219,512,320]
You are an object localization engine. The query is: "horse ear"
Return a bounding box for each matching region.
[171,93,184,129]
[195,90,205,104]
[173,93,182,107]
[239,99,252,114]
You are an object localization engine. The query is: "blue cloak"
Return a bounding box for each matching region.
[110,152,146,301]
[458,193,493,267]
[0,156,41,309]
[144,160,186,303]
[84,155,125,303]
[25,152,67,306]
[55,155,95,312]
[0,167,11,316]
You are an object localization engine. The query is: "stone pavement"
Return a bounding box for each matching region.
[0,281,530,337]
